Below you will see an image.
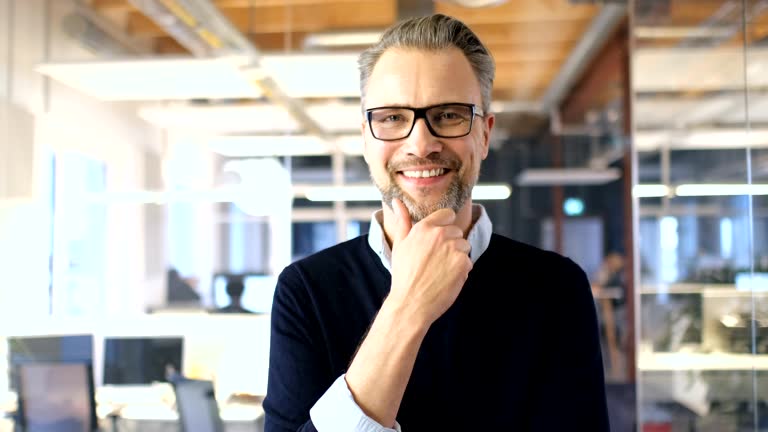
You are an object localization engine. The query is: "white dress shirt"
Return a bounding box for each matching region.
[309,205,493,432]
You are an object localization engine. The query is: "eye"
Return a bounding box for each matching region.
[438,112,461,120]
[370,109,409,126]
[431,108,467,124]
[383,114,405,123]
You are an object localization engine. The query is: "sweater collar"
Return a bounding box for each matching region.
[367,204,493,273]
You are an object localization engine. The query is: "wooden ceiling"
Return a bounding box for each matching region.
[88,0,602,102]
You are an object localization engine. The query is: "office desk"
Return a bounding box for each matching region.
[110,402,264,432]
[115,417,264,432]
[0,412,264,432]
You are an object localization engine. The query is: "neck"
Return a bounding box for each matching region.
[382,200,474,248]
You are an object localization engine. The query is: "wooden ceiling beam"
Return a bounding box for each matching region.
[154,32,308,53]
[435,1,598,25]
[92,0,133,10]
[491,47,570,63]
[471,20,591,45]
[94,0,378,10]
[126,2,395,37]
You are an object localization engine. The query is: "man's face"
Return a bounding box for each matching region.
[362,47,494,222]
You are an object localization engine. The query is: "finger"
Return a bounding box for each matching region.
[422,208,456,227]
[452,238,472,255]
[441,225,464,240]
[391,198,413,245]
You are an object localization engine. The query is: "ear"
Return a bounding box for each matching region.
[480,113,495,160]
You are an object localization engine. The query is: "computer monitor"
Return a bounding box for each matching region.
[8,335,93,391]
[8,335,93,364]
[102,337,183,385]
[16,362,97,432]
[211,274,276,313]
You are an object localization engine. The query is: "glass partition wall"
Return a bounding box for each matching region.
[632,0,768,430]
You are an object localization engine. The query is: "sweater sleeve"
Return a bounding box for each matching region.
[263,265,325,432]
[528,257,611,431]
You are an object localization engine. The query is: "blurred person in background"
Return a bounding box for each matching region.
[214,276,255,314]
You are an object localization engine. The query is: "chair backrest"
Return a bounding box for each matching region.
[15,361,97,432]
[173,379,225,432]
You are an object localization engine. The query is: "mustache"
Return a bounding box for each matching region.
[386,154,462,172]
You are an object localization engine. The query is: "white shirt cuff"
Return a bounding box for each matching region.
[310,374,402,432]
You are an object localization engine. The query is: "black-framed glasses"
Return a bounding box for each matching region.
[365,103,484,141]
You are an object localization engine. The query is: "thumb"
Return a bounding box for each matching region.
[390,198,412,245]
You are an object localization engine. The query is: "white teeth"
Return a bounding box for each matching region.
[402,168,445,178]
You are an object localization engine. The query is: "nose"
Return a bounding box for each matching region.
[401,118,443,158]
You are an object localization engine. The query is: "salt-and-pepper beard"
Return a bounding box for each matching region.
[374,154,475,223]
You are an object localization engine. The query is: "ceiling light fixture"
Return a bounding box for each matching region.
[675,184,768,196]
[303,31,383,48]
[207,135,363,157]
[516,168,621,186]
[633,184,671,198]
[303,184,512,202]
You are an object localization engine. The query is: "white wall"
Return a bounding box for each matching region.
[0,0,164,321]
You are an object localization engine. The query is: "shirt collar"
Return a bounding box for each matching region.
[367,204,493,273]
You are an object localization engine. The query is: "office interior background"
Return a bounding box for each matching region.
[1,0,767,430]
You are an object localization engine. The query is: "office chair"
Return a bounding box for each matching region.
[173,379,225,432]
[15,361,98,432]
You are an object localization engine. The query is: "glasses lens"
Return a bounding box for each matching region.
[368,108,415,140]
[426,104,474,138]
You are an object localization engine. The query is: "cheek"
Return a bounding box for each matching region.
[366,146,393,175]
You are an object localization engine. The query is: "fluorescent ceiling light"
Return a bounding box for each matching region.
[258,53,360,98]
[471,184,512,200]
[489,101,542,113]
[635,129,768,151]
[208,134,363,157]
[139,104,296,133]
[36,56,261,101]
[37,53,362,101]
[516,168,621,186]
[305,185,379,202]
[675,184,768,196]
[303,31,382,48]
[634,26,735,39]
[139,101,362,134]
[633,184,671,198]
[303,184,512,202]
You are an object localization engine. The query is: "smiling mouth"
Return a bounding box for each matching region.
[398,168,451,179]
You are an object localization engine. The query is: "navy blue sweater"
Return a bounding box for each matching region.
[264,233,609,431]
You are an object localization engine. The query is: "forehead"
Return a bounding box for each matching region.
[364,47,482,108]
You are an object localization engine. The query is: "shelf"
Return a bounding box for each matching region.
[641,283,768,297]
[639,351,768,371]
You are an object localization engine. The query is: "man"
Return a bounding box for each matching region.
[214,276,256,314]
[264,14,609,431]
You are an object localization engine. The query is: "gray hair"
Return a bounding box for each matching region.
[358,14,495,114]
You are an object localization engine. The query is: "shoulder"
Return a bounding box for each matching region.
[485,233,583,274]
